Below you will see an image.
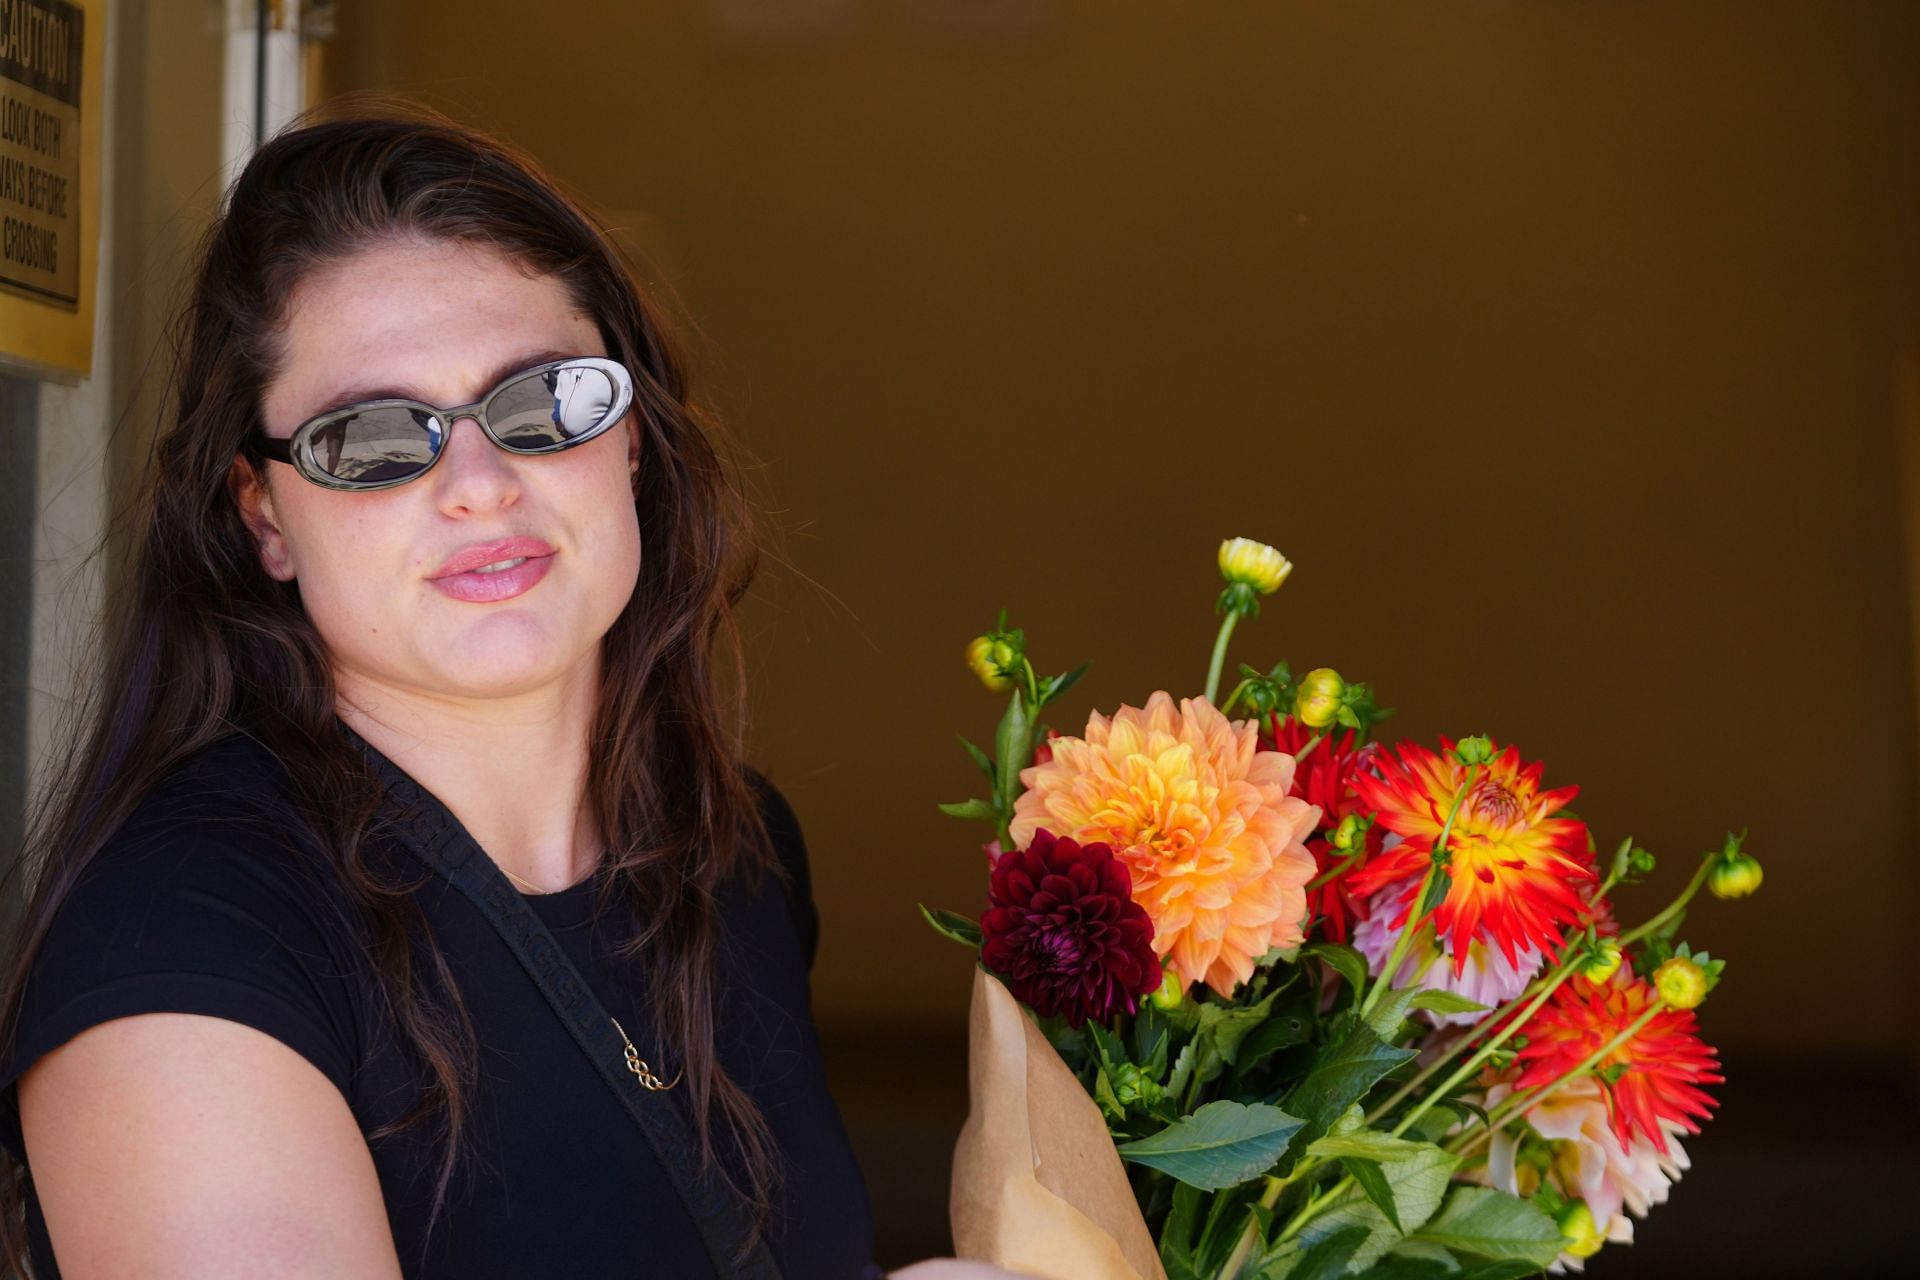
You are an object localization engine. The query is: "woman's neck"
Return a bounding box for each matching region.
[333,663,603,893]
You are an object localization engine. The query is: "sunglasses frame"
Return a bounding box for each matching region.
[253,356,636,492]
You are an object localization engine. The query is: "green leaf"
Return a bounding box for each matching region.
[1345,1157,1404,1232]
[1307,1129,1430,1163]
[1418,865,1453,917]
[1285,1017,1418,1153]
[1116,1100,1305,1190]
[1361,1144,1458,1237]
[956,734,996,783]
[1159,1181,1206,1280]
[1235,1010,1312,1075]
[916,904,982,949]
[1167,1041,1198,1101]
[1366,984,1421,1042]
[1258,1226,1371,1280]
[1304,942,1370,995]
[1039,661,1091,705]
[1192,989,1281,1082]
[1132,1002,1172,1078]
[1385,1237,1461,1271]
[1409,990,1490,1016]
[1398,1102,1464,1145]
[1409,1186,1564,1266]
[992,689,1034,818]
[1285,1143,1459,1274]
[936,797,998,822]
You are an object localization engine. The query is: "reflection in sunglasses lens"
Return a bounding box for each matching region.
[490,366,619,450]
[312,407,441,483]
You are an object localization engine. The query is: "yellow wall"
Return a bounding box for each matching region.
[330,1,1920,1058]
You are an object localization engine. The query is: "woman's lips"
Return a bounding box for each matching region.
[428,552,554,603]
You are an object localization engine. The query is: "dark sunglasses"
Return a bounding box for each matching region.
[254,356,635,491]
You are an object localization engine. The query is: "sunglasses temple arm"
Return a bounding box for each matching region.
[253,436,294,464]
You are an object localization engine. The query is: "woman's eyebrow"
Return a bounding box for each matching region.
[303,347,578,418]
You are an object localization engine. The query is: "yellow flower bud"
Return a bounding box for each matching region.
[1331,812,1366,853]
[965,635,1015,693]
[1654,956,1709,1010]
[1582,940,1624,984]
[1217,538,1293,595]
[1294,667,1346,729]
[1709,852,1763,900]
[1557,1201,1607,1260]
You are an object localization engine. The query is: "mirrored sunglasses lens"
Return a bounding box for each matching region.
[309,407,440,484]
[490,365,621,450]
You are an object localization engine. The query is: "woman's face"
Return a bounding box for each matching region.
[241,237,643,708]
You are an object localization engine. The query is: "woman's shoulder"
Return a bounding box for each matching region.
[3,734,368,1103]
[68,732,347,919]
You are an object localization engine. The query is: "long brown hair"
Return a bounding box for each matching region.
[0,96,783,1271]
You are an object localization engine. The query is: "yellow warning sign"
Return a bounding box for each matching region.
[0,0,81,306]
[0,0,97,378]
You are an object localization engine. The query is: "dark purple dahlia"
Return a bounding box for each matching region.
[980,829,1160,1028]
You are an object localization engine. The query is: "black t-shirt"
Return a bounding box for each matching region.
[0,732,878,1278]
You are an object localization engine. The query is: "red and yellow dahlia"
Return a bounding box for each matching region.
[1507,963,1722,1155]
[1009,691,1320,996]
[1347,737,1596,973]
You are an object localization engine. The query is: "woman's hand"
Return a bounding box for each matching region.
[889,1262,1038,1279]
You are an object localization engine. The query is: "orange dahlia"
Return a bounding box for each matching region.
[1008,691,1320,996]
[1347,737,1596,974]
[1507,963,1722,1155]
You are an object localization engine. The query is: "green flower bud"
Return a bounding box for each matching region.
[1452,734,1496,767]
[1295,668,1346,729]
[1582,939,1624,984]
[1709,851,1763,900]
[1331,812,1368,853]
[1149,965,1187,1011]
[1557,1201,1607,1260]
[1217,537,1293,595]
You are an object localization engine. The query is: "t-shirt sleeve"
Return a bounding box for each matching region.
[743,768,820,973]
[0,817,364,1126]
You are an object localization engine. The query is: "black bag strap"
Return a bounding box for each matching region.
[352,736,783,1280]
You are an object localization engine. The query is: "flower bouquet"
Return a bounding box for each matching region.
[923,540,1759,1279]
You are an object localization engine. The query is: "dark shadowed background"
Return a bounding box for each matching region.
[6,2,1916,1276]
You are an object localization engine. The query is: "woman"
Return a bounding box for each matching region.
[0,102,1009,1280]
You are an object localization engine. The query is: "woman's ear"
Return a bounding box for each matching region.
[229,456,297,581]
[627,418,641,489]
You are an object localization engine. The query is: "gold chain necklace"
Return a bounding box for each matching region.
[495,861,680,1092]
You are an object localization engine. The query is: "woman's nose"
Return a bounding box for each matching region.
[432,413,521,513]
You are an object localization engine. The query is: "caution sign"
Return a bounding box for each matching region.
[0,0,82,309]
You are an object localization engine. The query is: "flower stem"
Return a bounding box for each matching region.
[1358,766,1476,1021]
[1307,845,1366,892]
[1219,677,1253,718]
[1365,946,1582,1125]
[1617,856,1714,949]
[1205,610,1241,706]
[1292,731,1325,765]
[1387,955,1580,1138]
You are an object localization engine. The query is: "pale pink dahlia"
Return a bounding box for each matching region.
[1008,691,1320,996]
[1478,1078,1690,1272]
[1351,879,1545,1027]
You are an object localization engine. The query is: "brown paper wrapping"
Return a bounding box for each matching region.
[949,968,1169,1280]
